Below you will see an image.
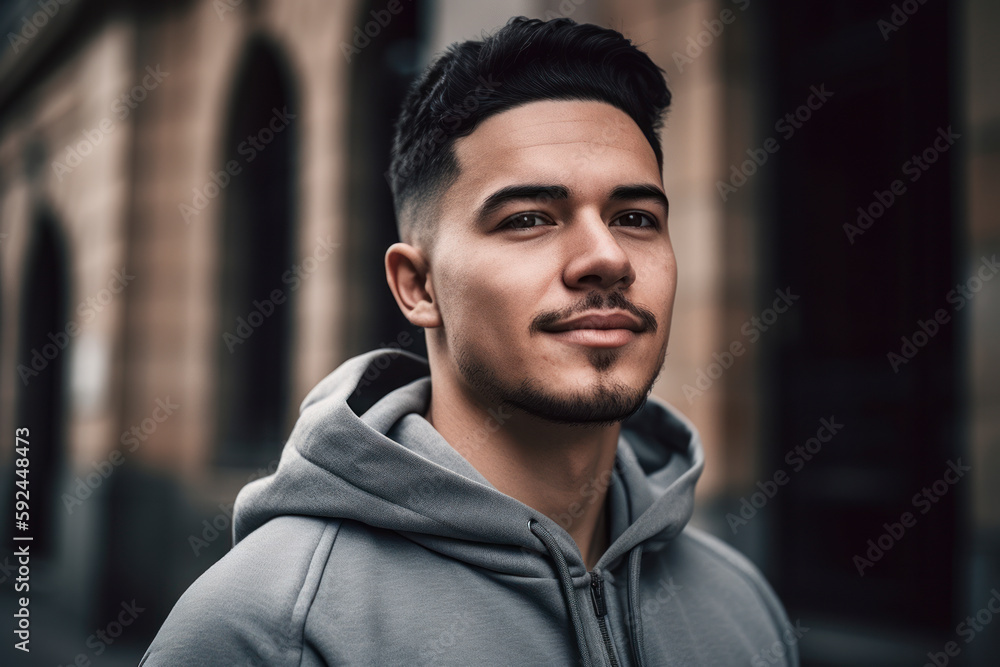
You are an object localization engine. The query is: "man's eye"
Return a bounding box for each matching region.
[611,212,656,228]
[502,213,552,229]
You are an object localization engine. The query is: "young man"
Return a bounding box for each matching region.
[142,17,798,666]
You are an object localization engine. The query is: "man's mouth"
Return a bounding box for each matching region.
[541,311,645,348]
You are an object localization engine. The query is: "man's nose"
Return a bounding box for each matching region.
[561,213,636,291]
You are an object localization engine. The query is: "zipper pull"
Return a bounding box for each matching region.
[590,569,608,618]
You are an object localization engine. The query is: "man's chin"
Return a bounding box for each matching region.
[455,344,663,426]
[544,333,666,377]
[492,375,651,427]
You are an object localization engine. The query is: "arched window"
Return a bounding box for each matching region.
[216,38,297,467]
[14,215,68,558]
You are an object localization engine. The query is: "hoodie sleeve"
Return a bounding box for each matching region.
[140,516,339,666]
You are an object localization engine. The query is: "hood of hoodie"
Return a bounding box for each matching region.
[234,348,705,578]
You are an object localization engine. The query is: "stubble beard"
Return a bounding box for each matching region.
[454,341,667,428]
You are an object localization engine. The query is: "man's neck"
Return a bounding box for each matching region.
[424,373,620,571]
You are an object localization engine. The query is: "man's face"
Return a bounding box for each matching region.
[428,99,676,424]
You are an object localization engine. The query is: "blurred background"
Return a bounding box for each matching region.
[0,0,996,664]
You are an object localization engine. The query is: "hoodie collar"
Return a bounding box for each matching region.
[234,348,703,577]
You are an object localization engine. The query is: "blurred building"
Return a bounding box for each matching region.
[0,0,996,664]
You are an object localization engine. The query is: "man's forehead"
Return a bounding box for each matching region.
[446,99,661,207]
[453,99,648,162]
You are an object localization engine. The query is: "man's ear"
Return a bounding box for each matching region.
[385,243,442,328]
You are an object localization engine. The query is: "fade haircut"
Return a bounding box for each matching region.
[387,16,672,250]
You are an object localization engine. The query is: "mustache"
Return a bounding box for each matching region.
[529,290,658,334]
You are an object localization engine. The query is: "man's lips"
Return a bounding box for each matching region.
[541,311,645,333]
[540,311,646,348]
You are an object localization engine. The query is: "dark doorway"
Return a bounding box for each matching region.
[13,216,69,559]
[761,0,960,648]
[215,37,297,467]
[343,0,429,360]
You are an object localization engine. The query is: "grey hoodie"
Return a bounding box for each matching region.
[141,348,799,666]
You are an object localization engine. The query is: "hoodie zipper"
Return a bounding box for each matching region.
[589,570,620,667]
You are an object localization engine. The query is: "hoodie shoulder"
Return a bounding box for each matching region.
[679,526,799,663]
[683,527,784,607]
[140,515,340,666]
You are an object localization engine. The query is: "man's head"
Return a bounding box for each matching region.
[385,17,676,426]
[388,16,671,251]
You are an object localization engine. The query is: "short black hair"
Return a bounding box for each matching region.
[387,16,672,249]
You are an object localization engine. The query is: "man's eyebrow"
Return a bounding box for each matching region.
[474,183,669,222]
[476,184,570,221]
[608,184,670,214]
